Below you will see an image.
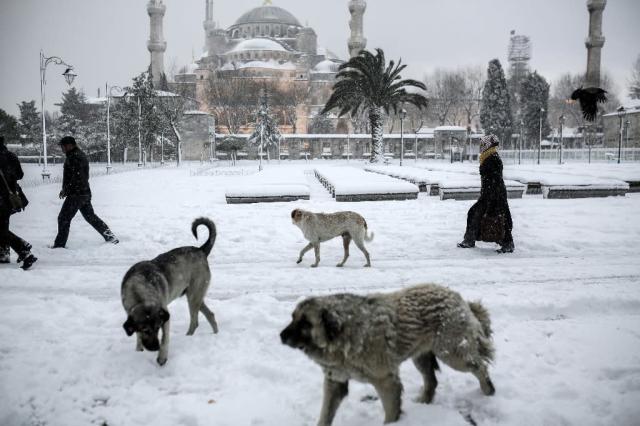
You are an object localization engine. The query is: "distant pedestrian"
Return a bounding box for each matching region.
[457,134,514,253]
[52,136,119,248]
[0,136,37,269]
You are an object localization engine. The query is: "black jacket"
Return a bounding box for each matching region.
[0,145,24,212]
[62,147,91,196]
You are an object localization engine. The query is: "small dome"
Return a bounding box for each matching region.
[230,38,287,53]
[312,59,340,74]
[234,5,301,27]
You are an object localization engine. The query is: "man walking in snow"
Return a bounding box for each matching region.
[52,136,119,248]
[0,136,37,269]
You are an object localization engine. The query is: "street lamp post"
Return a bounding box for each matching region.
[616,106,626,164]
[106,85,123,174]
[160,131,165,165]
[538,107,545,165]
[519,119,524,165]
[39,51,77,180]
[399,108,407,166]
[625,119,630,162]
[558,114,565,165]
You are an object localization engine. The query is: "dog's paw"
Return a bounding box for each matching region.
[212,323,219,334]
[336,263,344,268]
[296,258,302,264]
[157,356,168,366]
[311,264,319,268]
[364,263,371,268]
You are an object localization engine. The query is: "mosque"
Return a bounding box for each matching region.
[147,0,367,135]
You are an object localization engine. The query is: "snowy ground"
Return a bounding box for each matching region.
[1,161,640,426]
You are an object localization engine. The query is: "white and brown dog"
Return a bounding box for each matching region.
[291,209,373,268]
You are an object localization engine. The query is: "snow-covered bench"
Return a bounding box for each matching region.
[225,185,310,204]
[504,167,630,199]
[365,165,432,193]
[315,166,419,202]
[225,167,310,204]
[540,176,629,199]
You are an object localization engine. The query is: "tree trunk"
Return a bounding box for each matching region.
[369,106,385,163]
[170,120,182,166]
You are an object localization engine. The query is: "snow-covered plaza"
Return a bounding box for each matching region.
[1,161,639,426]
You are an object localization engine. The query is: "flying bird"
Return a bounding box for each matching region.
[570,87,608,122]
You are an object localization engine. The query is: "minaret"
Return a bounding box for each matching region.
[147,0,167,86]
[204,0,216,52]
[585,0,606,87]
[348,0,367,58]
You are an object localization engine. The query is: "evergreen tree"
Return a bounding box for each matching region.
[56,87,88,137]
[480,59,513,146]
[0,109,20,143]
[519,71,551,147]
[249,88,281,167]
[111,70,164,162]
[17,101,41,147]
[309,113,334,134]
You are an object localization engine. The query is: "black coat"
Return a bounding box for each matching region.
[464,152,513,243]
[0,145,24,213]
[62,147,91,196]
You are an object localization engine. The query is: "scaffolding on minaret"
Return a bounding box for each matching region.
[507,30,531,87]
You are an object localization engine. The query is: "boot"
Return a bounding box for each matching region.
[0,246,9,264]
[103,230,119,245]
[20,254,38,270]
[496,241,514,254]
[16,242,33,263]
[457,240,475,248]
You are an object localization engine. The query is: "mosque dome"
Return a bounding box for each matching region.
[312,59,340,74]
[234,5,301,27]
[230,38,287,53]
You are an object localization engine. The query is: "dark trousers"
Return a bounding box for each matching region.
[0,212,31,257]
[54,195,111,247]
[463,200,513,245]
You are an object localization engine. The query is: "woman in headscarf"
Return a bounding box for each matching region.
[457,134,514,253]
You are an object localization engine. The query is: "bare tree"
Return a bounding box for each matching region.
[425,69,466,126]
[630,54,640,100]
[206,73,258,134]
[460,66,485,131]
[549,71,621,129]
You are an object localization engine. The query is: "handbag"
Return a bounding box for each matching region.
[0,169,24,213]
[480,214,505,243]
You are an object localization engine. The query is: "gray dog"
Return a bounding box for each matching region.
[291,209,373,268]
[280,284,495,425]
[121,218,218,366]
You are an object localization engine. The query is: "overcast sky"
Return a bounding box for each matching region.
[1,0,638,116]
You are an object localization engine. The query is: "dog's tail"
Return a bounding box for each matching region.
[468,300,495,362]
[192,217,217,256]
[363,220,375,242]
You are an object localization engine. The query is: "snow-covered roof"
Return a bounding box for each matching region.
[434,125,467,132]
[178,62,199,75]
[184,110,211,115]
[312,59,340,74]
[317,47,342,61]
[230,38,287,53]
[602,99,640,117]
[86,96,107,105]
[237,59,296,70]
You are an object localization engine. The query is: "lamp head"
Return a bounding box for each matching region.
[62,67,77,85]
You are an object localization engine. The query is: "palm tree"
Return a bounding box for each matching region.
[322,48,428,163]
